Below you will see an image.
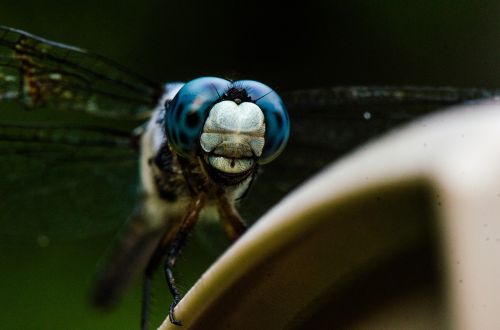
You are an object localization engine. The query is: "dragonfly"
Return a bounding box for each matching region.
[1,25,499,329]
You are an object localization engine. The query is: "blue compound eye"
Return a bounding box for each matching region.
[165,77,230,157]
[234,80,290,164]
[165,77,289,164]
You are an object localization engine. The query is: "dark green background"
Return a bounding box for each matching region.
[3,0,500,89]
[1,1,500,329]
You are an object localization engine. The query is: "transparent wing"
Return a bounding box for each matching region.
[0,121,139,240]
[3,82,500,239]
[240,86,500,220]
[0,25,163,118]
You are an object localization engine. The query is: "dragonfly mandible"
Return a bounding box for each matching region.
[1,25,499,329]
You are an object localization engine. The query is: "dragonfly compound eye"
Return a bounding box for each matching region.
[165,77,230,158]
[236,80,290,164]
[165,77,290,166]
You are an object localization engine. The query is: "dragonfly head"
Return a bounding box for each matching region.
[165,77,290,179]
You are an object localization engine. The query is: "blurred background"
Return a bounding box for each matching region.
[3,0,500,90]
[2,0,500,329]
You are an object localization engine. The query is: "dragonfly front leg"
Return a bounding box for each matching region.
[216,192,248,241]
[142,227,178,330]
[141,272,154,330]
[165,194,206,326]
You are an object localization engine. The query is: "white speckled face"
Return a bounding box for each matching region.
[200,100,266,174]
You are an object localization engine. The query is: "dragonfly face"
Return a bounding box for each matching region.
[1,24,500,329]
[165,77,289,177]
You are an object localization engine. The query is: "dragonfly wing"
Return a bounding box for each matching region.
[0,25,163,119]
[0,121,139,239]
[92,202,166,309]
[0,24,165,239]
[240,86,500,221]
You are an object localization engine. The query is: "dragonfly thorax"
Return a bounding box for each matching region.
[200,100,265,174]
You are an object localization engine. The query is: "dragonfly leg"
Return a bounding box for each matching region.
[141,275,153,330]
[216,193,248,241]
[140,194,205,328]
[140,211,183,330]
[165,194,206,326]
